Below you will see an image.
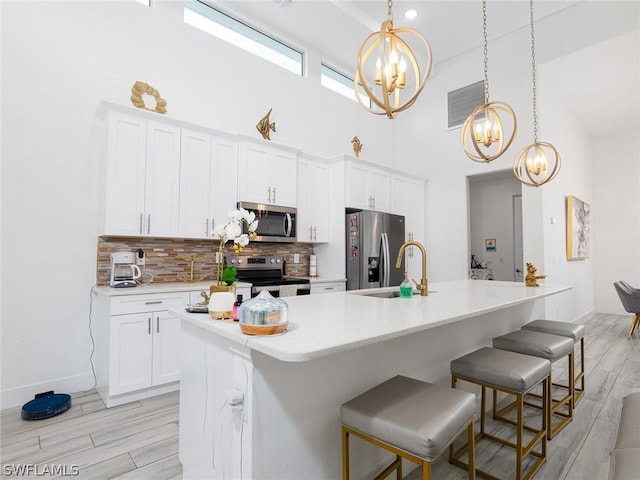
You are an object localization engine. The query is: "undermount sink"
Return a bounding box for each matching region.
[352,290,437,298]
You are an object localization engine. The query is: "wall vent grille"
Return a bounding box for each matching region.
[447,81,484,129]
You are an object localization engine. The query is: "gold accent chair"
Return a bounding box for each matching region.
[341,375,476,480]
[613,281,640,338]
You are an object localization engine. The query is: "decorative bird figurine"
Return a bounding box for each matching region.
[256,108,276,140]
[351,136,363,157]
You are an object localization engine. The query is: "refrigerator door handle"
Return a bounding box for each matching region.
[381,232,391,287]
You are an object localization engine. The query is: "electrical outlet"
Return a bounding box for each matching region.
[136,249,145,266]
[293,254,300,263]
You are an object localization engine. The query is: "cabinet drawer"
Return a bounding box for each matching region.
[310,282,346,294]
[111,292,190,315]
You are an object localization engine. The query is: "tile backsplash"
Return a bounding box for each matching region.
[97,237,315,286]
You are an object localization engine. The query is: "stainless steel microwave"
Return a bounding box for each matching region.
[237,201,296,243]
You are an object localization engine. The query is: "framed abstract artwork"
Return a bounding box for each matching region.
[566,195,590,260]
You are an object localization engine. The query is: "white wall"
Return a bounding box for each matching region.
[469,175,522,281]
[1,1,638,408]
[0,1,394,408]
[592,131,640,313]
[394,9,639,323]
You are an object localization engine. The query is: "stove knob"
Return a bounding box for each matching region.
[276,258,281,263]
[237,259,243,264]
[270,258,276,264]
[230,259,236,264]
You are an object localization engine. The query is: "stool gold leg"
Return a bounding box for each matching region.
[467,421,476,480]
[422,459,430,480]
[342,426,349,480]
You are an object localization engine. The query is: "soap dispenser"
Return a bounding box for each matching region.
[399,272,413,298]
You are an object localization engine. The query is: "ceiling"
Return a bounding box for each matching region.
[212,0,639,137]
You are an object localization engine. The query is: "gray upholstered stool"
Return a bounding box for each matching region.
[341,375,476,480]
[450,347,550,480]
[493,329,574,440]
[521,320,586,406]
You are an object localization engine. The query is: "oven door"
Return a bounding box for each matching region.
[251,283,311,298]
[238,202,296,243]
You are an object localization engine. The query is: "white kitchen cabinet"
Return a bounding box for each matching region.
[95,291,189,407]
[179,129,238,238]
[297,156,329,242]
[103,110,181,237]
[345,160,390,212]
[391,174,426,281]
[238,141,298,207]
[310,281,346,294]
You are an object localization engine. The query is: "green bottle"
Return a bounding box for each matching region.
[399,273,413,298]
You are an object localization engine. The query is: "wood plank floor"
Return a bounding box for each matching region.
[1,312,638,479]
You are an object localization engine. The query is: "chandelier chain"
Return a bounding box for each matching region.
[482,0,489,103]
[530,0,538,142]
[387,0,393,22]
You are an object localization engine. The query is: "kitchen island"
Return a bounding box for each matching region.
[171,279,571,479]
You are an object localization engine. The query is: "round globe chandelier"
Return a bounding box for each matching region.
[513,0,561,187]
[461,0,517,163]
[354,0,432,119]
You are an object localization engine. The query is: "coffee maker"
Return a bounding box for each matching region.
[110,252,141,288]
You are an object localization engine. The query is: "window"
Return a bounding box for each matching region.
[447,81,484,129]
[321,63,371,107]
[184,0,304,76]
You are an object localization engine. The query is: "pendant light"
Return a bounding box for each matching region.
[354,0,432,119]
[461,0,517,163]
[513,0,561,187]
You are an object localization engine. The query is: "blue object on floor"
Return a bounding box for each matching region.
[21,391,71,420]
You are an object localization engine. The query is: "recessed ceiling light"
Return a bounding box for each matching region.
[404,9,418,20]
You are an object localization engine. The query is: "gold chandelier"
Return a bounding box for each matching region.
[513,0,561,187]
[354,0,432,119]
[461,0,517,163]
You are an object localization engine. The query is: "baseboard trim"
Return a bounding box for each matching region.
[1,372,96,411]
[574,308,597,325]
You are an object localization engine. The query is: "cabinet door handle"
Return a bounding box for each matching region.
[273,187,276,203]
[145,300,163,305]
[148,317,151,335]
[372,196,376,209]
[139,214,143,234]
[313,226,316,240]
[205,218,209,236]
[267,186,271,203]
[309,227,313,240]
[325,287,334,290]
[147,214,151,234]
[156,316,160,333]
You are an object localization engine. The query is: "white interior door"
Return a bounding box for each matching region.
[513,194,524,282]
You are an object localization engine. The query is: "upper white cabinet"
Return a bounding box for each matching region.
[297,155,330,242]
[178,129,238,239]
[238,140,298,207]
[345,159,391,212]
[391,174,426,281]
[103,111,181,236]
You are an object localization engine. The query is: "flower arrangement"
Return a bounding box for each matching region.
[212,208,258,285]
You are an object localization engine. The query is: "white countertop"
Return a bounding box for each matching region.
[94,281,252,296]
[171,279,571,362]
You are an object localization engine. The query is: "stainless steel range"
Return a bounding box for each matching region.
[226,255,310,297]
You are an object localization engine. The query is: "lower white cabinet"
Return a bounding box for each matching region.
[310,281,346,294]
[95,290,189,407]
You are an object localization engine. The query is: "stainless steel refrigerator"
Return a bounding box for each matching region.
[346,210,406,290]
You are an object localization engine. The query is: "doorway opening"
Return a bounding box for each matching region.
[467,170,523,281]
